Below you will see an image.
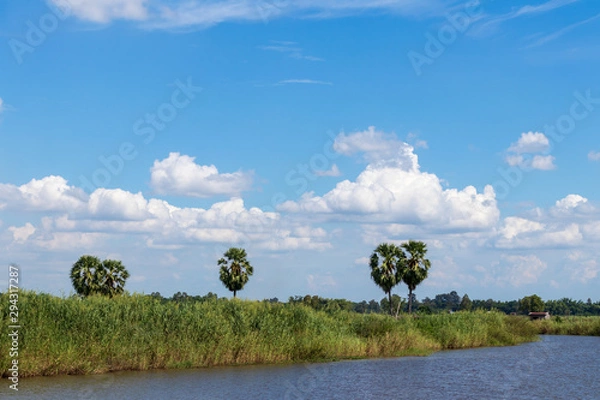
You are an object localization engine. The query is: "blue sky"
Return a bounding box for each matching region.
[1,0,600,302]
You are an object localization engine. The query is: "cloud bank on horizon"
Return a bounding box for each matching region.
[1,127,598,300]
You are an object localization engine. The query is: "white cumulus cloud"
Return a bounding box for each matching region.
[555,194,588,210]
[9,223,36,243]
[1,175,329,252]
[280,128,499,232]
[0,176,87,212]
[508,132,550,154]
[150,152,253,198]
[499,217,545,240]
[531,155,556,170]
[333,126,418,168]
[496,222,582,249]
[495,194,600,249]
[88,189,151,221]
[505,132,556,170]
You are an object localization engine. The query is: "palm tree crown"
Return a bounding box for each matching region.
[218,247,254,298]
[401,240,431,313]
[101,259,130,297]
[369,243,406,315]
[70,255,130,298]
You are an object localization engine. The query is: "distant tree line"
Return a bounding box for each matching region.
[69,251,600,317]
[141,291,600,317]
[406,292,600,316]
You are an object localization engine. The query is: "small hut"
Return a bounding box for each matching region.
[528,311,550,320]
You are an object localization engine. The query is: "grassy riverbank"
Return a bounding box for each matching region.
[1,291,538,378]
[533,316,600,336]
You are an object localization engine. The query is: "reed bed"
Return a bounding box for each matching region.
[533,316,600,336]
[0,291,538,378]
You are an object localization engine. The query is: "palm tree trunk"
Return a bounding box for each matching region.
[408,288,413,314]
[394,299,402,319]
[388,292,392,316]
[234,290,237,298]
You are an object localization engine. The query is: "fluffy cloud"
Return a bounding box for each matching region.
[530,155,556,171]
[495,195,598,249]
[505,132,556,171]
[499,217,544,240]
[550,194,595,219]
[8,223,36,243]
[2,175,328,252]
[280,128,499,232]
[508,132,550,154]
[88,189,151,220]
[0,176,87,212]
[333,126,418,168]
[150,152,253,198]
[555,194,588,211]
[496,223,582,249]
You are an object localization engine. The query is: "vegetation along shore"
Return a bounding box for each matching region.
[1,291,541,378]
[2,244,598,378]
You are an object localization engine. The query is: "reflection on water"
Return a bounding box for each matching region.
[4,335,599,399]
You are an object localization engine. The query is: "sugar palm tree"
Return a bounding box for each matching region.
[369,243,406,316]
[70,255,104,297]
[70,255,130,297]
[218,247,253,298]
[401,240,431,314]
[101,259,130,297]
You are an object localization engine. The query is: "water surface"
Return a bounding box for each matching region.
[5,335,599,399]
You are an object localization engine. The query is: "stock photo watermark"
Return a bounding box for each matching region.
[283,130,340,198]
[255,0,288,24]
[493,89,600,200]
[6,264,21,391]
[408,0,483,76]
[228,129,341,250]
[78,77,202,193]
[283,363,331,400]
[8,0,72,65]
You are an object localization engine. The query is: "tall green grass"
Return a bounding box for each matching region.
[413,311,537,349]
[533,316,600,336]
[0,291,538,378]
